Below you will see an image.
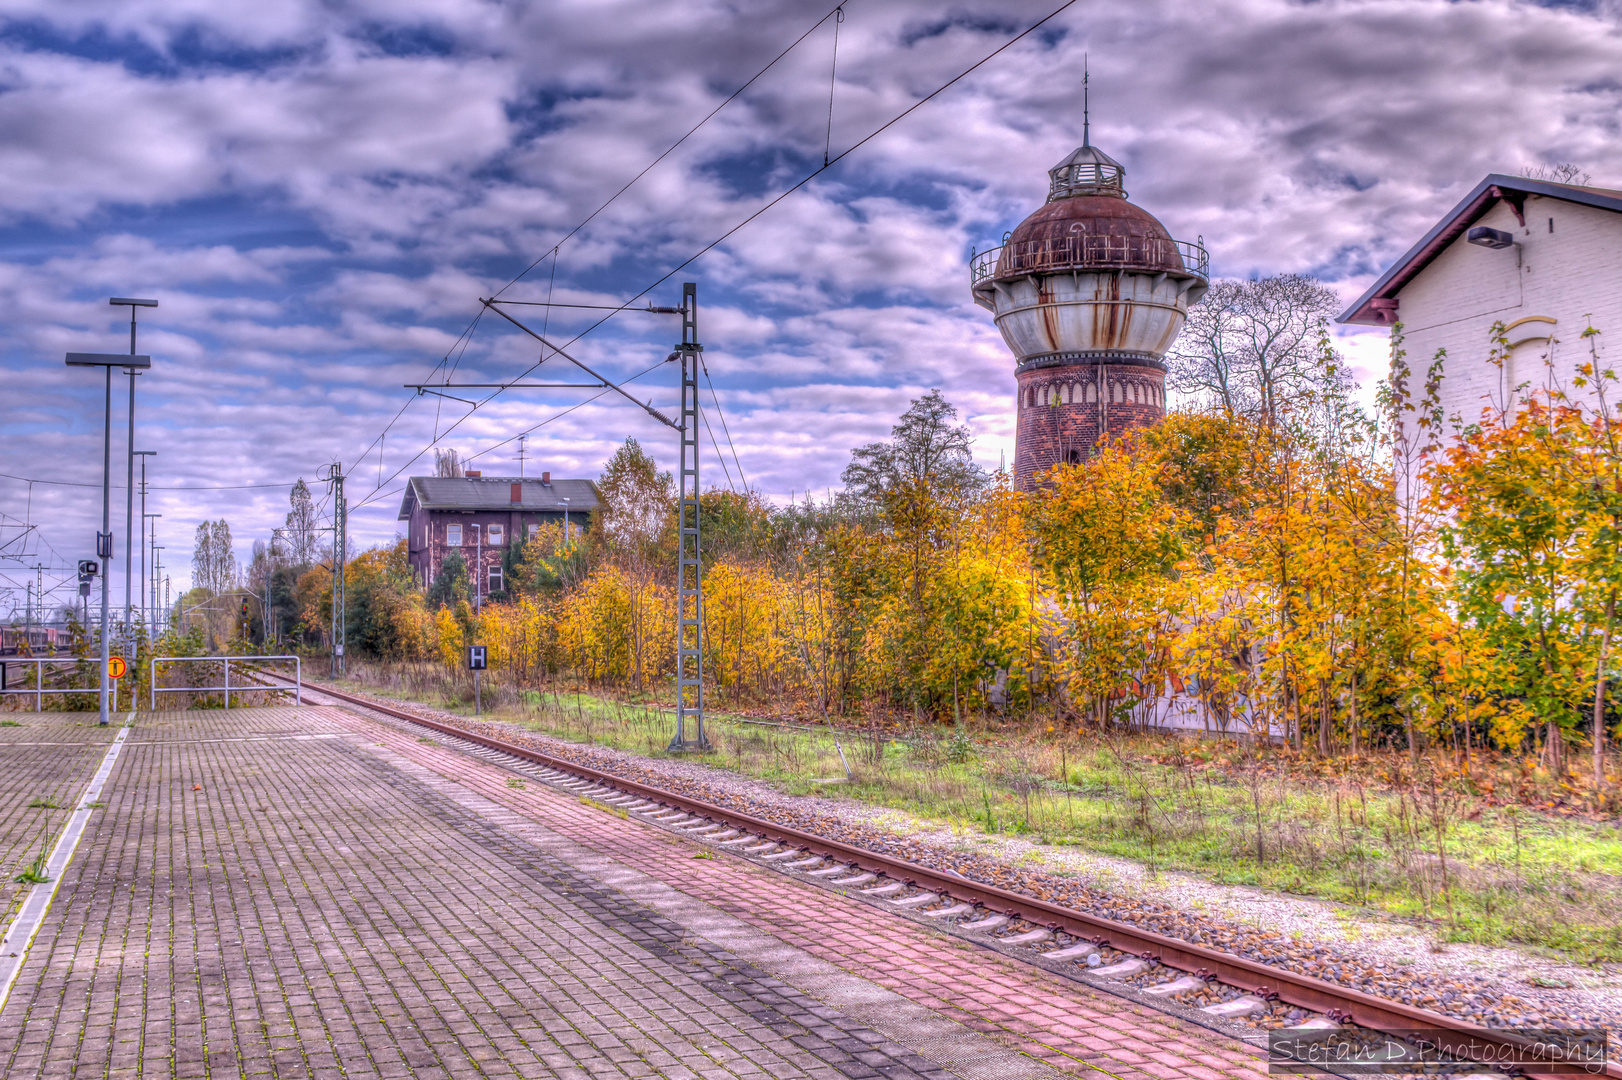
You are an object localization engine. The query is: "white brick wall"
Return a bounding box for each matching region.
[1393,195,1622,438]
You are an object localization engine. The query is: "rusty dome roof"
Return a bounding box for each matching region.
[994,193,1188,279]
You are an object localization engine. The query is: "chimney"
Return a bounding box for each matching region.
[510,483,522,504]
[465,470,481,478]
[541,471,551,487]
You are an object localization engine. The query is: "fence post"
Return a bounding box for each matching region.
[295,657,301,706]
[150,658,156,711]
[36,659,42,713]
[223,658,230,711]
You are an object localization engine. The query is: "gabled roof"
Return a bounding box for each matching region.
[1339,174,1622,326]
[398,476,600,521]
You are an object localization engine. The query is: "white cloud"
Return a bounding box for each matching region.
[5,0,1622,600]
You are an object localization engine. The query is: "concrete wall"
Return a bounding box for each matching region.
[1393,195,1622,438]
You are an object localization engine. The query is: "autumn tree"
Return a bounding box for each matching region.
[434,448,465,478]
[284,479,321,566]
[191,519,238,593]
[1167,274,1348,427]
[592,438,674,690]
[840,389,984,514]
[1431,324,1622,778]
[427,549,469,609]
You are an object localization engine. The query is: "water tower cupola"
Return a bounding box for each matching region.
[971,131,1208,487]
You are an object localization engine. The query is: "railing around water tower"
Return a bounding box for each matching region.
[970,234,1208,287]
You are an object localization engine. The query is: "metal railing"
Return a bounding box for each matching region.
[0,658,118,712]
[970,234,1208,286]
[149,655,301,710]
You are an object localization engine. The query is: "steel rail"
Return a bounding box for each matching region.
[272,674,1613,1080]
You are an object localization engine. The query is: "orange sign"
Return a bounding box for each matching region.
[107,656,127,680]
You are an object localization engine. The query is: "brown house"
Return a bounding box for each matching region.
[397,472,599,595]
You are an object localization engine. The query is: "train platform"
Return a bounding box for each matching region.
[0,706,1269,1080]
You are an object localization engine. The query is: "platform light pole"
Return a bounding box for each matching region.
[66,349,152,726]
[111,298,157,637]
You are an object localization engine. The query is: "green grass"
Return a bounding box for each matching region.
[330,665,1622,962]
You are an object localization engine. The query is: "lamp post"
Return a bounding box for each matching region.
[65,349,153,726]
[111,299,157,637]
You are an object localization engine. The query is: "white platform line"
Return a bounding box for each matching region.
[0,716,132,1016]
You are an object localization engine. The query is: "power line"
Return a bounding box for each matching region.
[350,360,667,512]
[348,4,849,484]
[352,0,1079,505]
[489,2,852,302]
[702,360,748,490]
[0,472,294,491]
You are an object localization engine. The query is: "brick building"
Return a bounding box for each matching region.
[398,472,599,596]
[971,133,1208,487]
[1341,174,1622,484]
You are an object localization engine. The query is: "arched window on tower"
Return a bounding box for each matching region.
[1067,448,1083,464]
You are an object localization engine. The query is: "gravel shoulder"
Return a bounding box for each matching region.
[314,682,1622,1033]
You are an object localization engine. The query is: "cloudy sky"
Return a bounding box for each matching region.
[3,0,1619,612]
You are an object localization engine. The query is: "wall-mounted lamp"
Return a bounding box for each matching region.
[1467,226,1515,250]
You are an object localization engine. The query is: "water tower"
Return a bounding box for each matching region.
[971,124,1208,487]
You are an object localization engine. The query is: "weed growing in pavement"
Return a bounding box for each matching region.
[417,737,435,744]
[26,798,61,809]
[0,720,21,727]
[327,660,1622,962]
[693,851,715,860]
[506,778,526,790]
[13,854,49,884]
[14,831,50,884]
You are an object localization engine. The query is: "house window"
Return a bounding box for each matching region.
[447,524,462,546]
[487,523,504,546]
[528,523,539,539]
[488,564,503,593]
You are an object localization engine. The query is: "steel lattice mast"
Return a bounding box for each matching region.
[474,283,710,751]
[670,283,708,750]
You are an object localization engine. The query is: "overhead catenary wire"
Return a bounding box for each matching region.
[0,472,295,492]
[824,6,845,167]
[352,0,1079,508]
[702,361,748,491]
[699,397,737,492]
[350,360,667,512]
[346,8,848,496]
[489,2,852,303]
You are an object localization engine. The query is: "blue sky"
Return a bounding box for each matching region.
[4,0,1621,614]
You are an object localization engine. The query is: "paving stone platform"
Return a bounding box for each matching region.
[0,706,1266,1080]
[0,712,118,928]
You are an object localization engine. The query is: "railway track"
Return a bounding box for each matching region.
[245,672,1613,1080]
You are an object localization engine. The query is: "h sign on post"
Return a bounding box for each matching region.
[467,645,486,715]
